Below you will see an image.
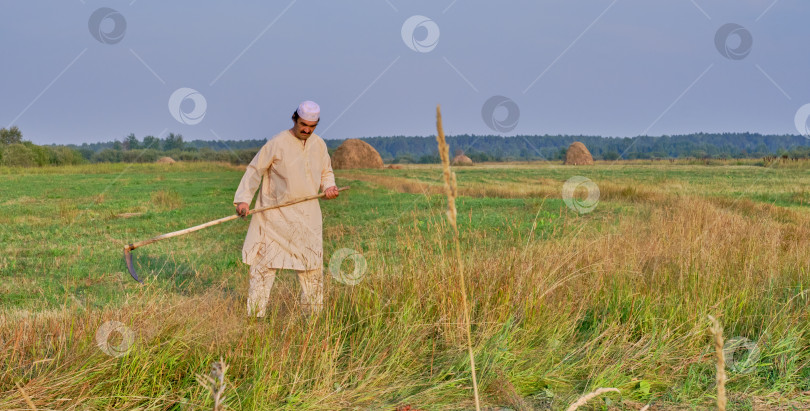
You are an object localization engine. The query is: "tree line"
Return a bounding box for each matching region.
[62,133,259,164]
[336,133,810,163]
[3,128,810,167]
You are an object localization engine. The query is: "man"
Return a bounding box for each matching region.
[233,101,339,317]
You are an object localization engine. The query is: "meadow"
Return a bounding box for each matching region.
[1,159,809,409]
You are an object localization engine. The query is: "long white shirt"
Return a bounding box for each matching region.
[233,130,336,270]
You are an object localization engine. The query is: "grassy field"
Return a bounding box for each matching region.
[1,160,809,409]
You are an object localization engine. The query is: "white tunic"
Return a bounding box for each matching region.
[233,130,336,270]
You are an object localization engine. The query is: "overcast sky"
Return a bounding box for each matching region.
[2,1,809,144]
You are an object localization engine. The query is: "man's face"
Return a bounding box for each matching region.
[292,117,319,140]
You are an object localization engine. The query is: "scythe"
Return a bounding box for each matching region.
[124,187,349,282]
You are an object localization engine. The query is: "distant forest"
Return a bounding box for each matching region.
[5,128,810,167]
[64,132,810,164]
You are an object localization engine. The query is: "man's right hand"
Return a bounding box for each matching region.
[236,202,250,217]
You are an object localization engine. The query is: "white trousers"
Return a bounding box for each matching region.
[247,265,324,317]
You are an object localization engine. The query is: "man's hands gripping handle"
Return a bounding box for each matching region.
[322,186,339,200]
[236,202,250,217]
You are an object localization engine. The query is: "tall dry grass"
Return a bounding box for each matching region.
[436,105,481,410]
[336,170,668,204]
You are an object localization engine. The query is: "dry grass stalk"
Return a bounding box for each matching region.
[196,357,229,411]
[707,315,727,411]
[565,387,620,411]
[436,105,481,411]
[15,381,38,411]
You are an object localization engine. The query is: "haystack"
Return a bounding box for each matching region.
[564,142,593,165]
[452,154,474,166]
[331,139,383,169]
[156,156,176,164]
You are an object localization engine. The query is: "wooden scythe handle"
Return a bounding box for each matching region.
[124,186,349,252]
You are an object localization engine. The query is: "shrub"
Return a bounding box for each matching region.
[140,149,160,163]
[177,151,200,161]
[92,149,123,163]
[1,143,36,167]
[25,142,51,166]
[77,148,94,161]
[48,146,85,165]
[234,149,258,164]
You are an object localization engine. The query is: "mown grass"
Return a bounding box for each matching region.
[1,161,809,409]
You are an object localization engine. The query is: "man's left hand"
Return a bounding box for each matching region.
[324,186,339,200]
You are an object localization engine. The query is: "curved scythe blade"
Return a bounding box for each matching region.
[124,246,143,283]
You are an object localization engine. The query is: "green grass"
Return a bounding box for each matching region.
[0,164,576,312]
